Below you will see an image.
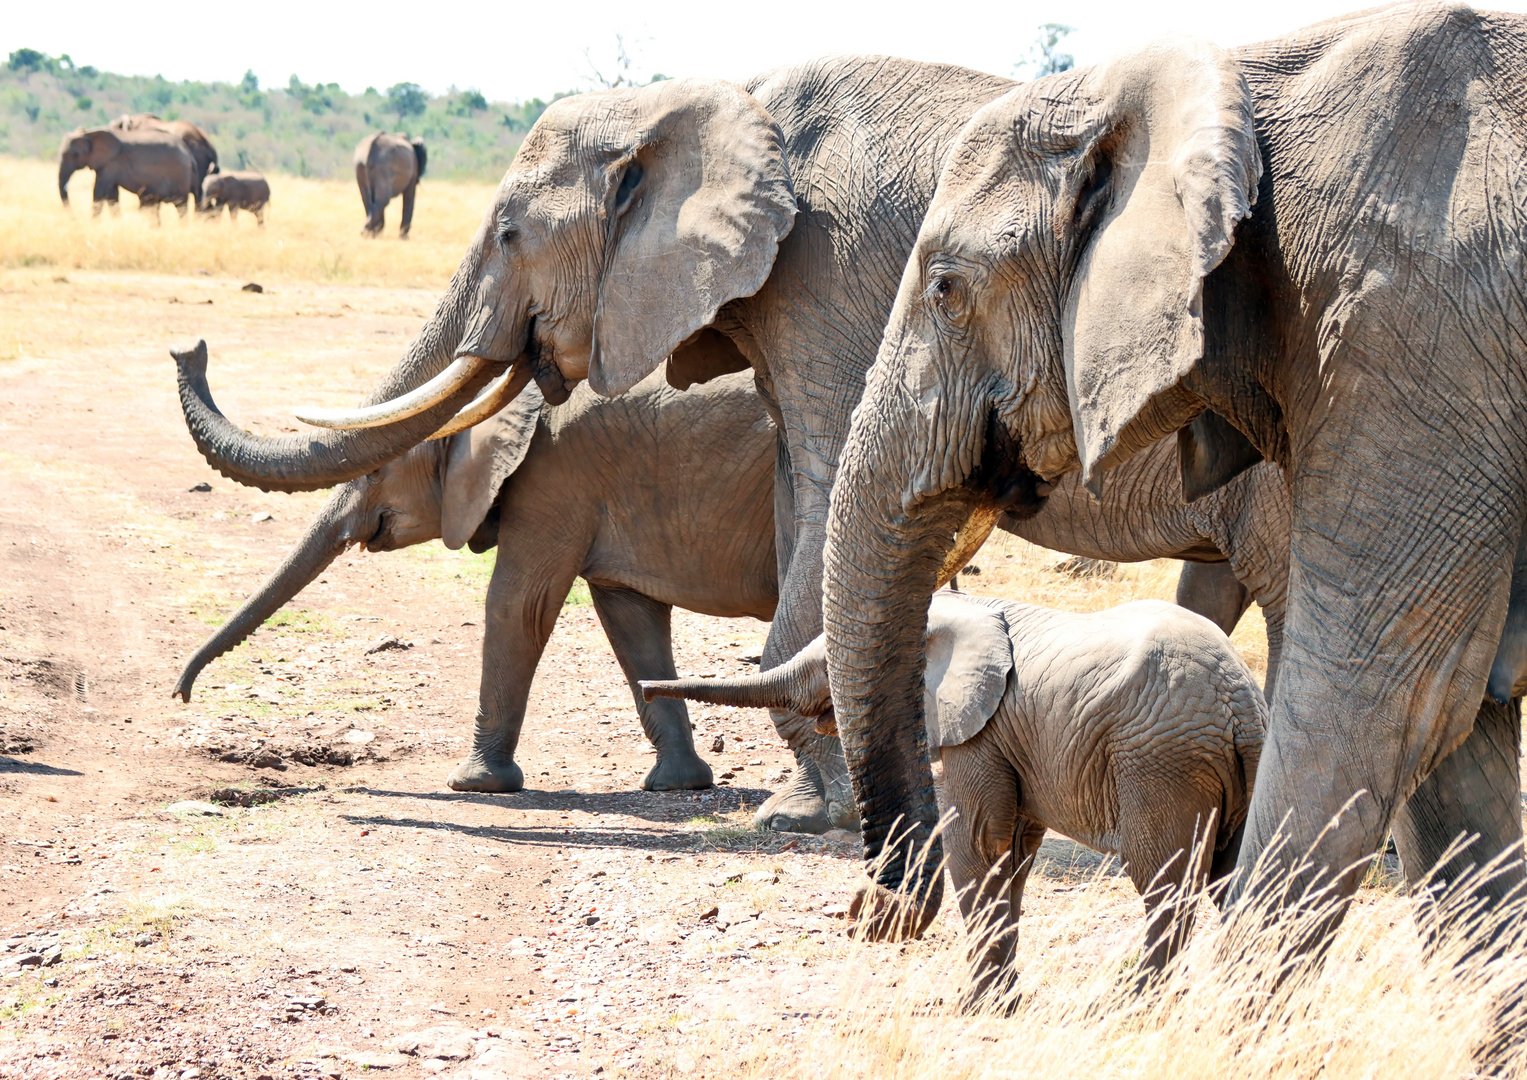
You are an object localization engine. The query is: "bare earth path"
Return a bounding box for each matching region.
[0,269,1257,1080]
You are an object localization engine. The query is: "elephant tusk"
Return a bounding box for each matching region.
[294,354,490,430]
[426,363,532,440]
[936,503,1001,589]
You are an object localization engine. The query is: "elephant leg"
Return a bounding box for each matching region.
[1174,561,1252,637]
[174,196,189,219]
[1122,784,1219,986]
[445,550,577,794]
[588,584,713,792]
[228,205,238,222]
[399,181,416,239]
[254,206,265,227]
[1392,698,1524,945]
[356,162,378,235]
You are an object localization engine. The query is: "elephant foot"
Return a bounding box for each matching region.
[848,878,941,942]
[643,753,713,792]
[752,770,833,834]
[446,754,524,793]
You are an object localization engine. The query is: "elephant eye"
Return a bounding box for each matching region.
[614,161,644,214]
[926,272,970,323]
[496,224,519,247]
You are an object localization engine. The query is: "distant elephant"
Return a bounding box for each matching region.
[171,342,776,793]
[643,589,1266,990]
[355,132,426,237]
[821,4,1527,954]
[58,126,197,218]
[201,172,269,225]
[111,114,219,205]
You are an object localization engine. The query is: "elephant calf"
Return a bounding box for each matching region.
[201,172,269,225]
[643,590,1265,992]
[172,343,776,792]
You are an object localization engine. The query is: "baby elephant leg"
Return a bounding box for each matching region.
[1120,783,1220,986]
[591,585,713,791]
[941,739,1037,1009]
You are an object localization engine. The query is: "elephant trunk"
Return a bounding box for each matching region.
[175,230,526,492]
[58,160,76,204]
[642,638,829,714]
[172,483,372,701]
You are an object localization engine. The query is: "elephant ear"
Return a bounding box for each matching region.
[922,593,1013,749]
[587,78,796,397]
[439,382,545,550]
[1062,38,1261,488]
[88,129,121,167]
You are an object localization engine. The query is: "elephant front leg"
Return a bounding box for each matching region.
[446,559,572,793]
[589,585,713,792]
[399,182,416,239]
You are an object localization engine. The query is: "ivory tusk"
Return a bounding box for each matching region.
[426,364,532,440]
[294,354,490,430]
[936,503,1001,589]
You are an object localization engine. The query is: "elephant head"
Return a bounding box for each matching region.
[58,128,121,203]
[176,79,797,492]
[171,359,543,701]
[821,38,1261,935]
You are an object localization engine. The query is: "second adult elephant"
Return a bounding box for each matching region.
[172,345,776,793]
[111,114,219,205]
[58,126,197,217]
[355,132,425,238]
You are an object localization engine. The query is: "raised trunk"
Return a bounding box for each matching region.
[175,233,522,492]
[172,485,371,700]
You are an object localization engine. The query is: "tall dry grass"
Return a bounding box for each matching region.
[0,156,498,288]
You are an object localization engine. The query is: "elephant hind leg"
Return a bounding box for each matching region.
[1120,783,1221,984]
[399,180,416,239]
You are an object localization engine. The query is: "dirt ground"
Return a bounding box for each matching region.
[0,268,1285,1079]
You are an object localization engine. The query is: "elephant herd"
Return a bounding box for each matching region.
[166,1,1527,1038]
[56,117,426,235]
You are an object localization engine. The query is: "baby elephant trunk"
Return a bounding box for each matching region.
[642,636,832,719]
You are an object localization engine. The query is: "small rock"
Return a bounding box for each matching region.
[241,282,264,293]
[40,945,62,967]
[697,905,719,922]
[251,511,274,523]
[338,962,358,973]
[342,1051,409,1069]
[165,800,226,817]
[343,729,375,744]
[13,953,42,968]
[717,901,761,930]
[707,868,744,888]
[133,933,155,947]
[188,482,212,493]
[710,734,724,753]
[822,903,850,918]
[365,635,413,655]
[742,870,779,885]
[181,1068,201,1079]
[420,1061,448,1075]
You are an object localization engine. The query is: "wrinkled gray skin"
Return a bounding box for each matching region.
[172,60,1024,835]
[823,4,1527,962]
[201,172,270,225]
[172,353,775,793]
[355,132,426,238]
[111,114,220,208]
[644,590,1265,993]
[58,126,197,218]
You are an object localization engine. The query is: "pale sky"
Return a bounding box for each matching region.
[7,1,1527,103]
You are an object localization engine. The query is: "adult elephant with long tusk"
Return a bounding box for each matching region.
[819,0,1527,970]
[174,58,1032,834]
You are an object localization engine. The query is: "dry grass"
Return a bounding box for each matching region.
[0,155,497,288]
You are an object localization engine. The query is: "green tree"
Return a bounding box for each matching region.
[386,81,426,119]
[7,48,48,74]
[1017,23,1076,79]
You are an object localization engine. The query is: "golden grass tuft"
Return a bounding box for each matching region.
[0,155,497,288]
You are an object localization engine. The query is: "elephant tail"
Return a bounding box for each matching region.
[411,139,427,180]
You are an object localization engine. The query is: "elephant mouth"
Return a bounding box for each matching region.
[970,409,1052,521]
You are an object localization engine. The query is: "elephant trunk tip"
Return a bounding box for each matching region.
[171,339,210,378]
[640,680,681,703]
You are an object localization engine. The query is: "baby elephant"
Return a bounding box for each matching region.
[201,172,270,224]
[644,590,1265,992]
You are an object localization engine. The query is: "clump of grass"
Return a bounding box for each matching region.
[0,155,495,288]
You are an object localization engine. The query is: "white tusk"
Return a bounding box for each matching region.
[426,364,531,440]
[294,354,490,430]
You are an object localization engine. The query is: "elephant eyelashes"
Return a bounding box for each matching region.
[614,161,644,214]
[1069,153,1114,241]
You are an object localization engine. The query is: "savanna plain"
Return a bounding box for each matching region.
[1,156,1524,1080]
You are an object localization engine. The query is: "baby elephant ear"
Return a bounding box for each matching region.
[922,593,1013,749]
[1063,37,1261,486]
[588,78,796,397]
[439,382,545,550]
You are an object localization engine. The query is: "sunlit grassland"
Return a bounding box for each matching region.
[0,155,497,287]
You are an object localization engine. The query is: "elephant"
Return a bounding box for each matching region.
[171,341,776,793]
[111,114,219,206]
[642,589,1266,992]
[818,2,1527,961]
[201,172,270,225]
[355,132,426,238]
[58,126,198,217]
[173,58,1022,836]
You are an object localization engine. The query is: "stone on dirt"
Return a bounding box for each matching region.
[164,800,227,816]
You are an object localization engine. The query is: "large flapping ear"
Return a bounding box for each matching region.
[439,382,545,550]
[1062,37,1261,487]
[922,592,1013,749]
[587,78,796,396]
[87,129,121,167]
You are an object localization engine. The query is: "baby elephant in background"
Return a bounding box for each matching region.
[644,590,1265,993]
[355,132,425,238]
[172,343,777,793]
[201,172,270,225]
